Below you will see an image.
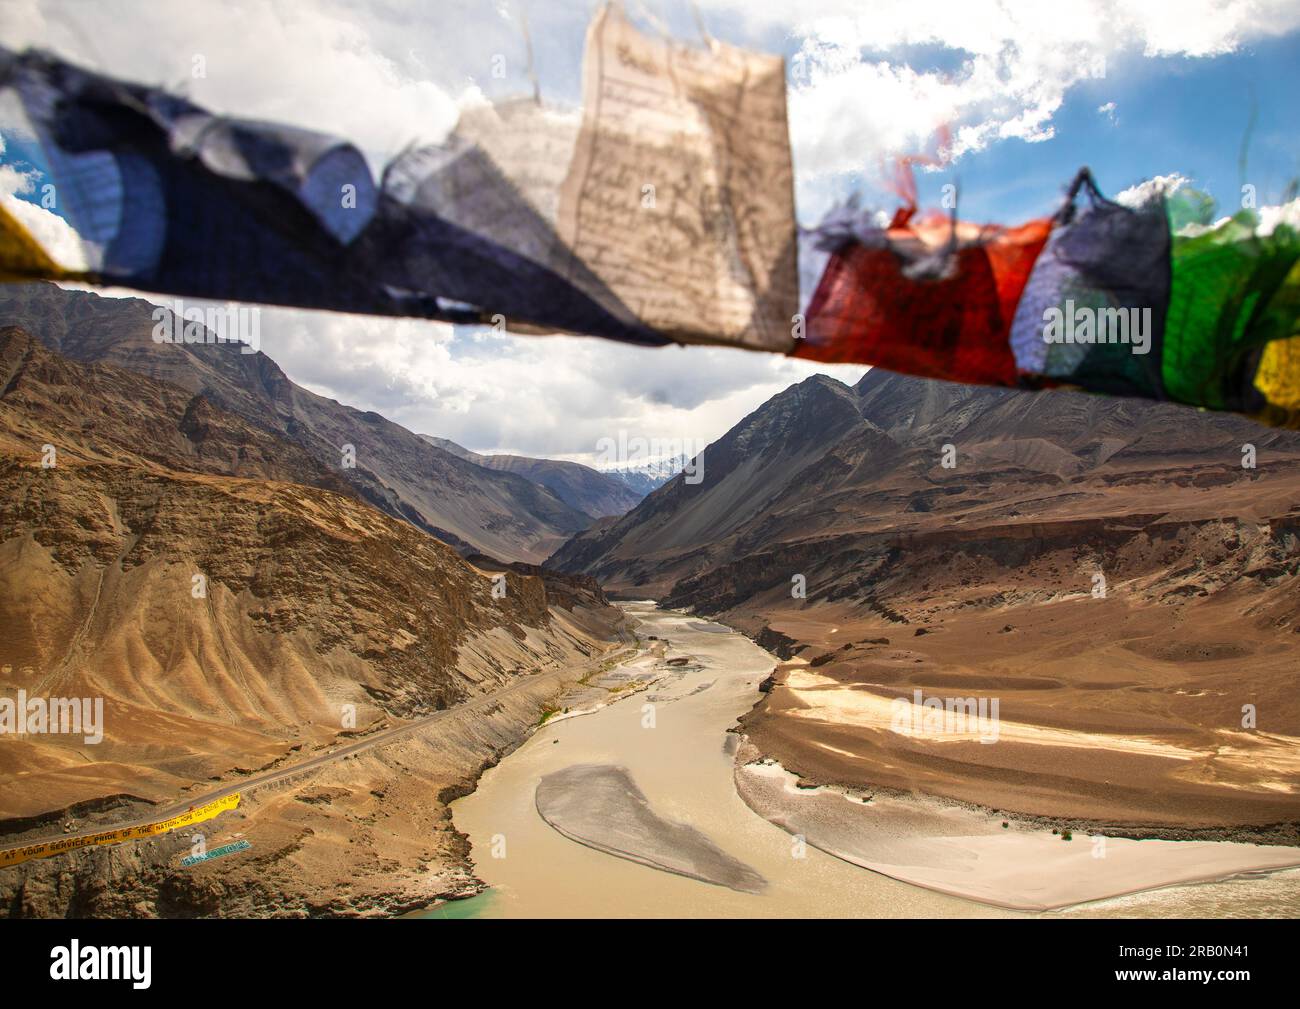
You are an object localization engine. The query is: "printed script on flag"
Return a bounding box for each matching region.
[558,3,799,352]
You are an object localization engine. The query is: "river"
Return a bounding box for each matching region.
[442,603,1300,919]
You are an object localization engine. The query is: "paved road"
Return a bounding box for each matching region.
[6,638,638,854]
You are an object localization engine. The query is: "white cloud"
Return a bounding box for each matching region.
[0,130,89,269]
[248,305,865,461]
[1115,172,1192,207]
[757,0,1300,210]
[0,0,466,171]
[1113,172,1300,240]
[1258,197,1300,236]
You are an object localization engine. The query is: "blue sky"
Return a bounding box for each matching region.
[2,1,1299,462]
[931,31,1300,223]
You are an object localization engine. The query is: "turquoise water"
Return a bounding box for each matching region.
[413,891,494,919]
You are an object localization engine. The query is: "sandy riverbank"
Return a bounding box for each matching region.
[536,763,766,893]
[730,592,1300,833]
[734,746,1300,912]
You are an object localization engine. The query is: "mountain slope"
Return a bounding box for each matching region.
[0,327,628,915]
[0,326,349,493]
[0,325,619,804]
[0,283,591,563]
[420,435,642,518]
[552,369,1300,601]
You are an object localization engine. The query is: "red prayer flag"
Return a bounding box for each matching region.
[795,213,1051,385]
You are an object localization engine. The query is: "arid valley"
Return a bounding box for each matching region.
[1,281,1298,920]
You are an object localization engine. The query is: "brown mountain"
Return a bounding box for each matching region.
[0,325,348,493]
[0,282,592,563]
[552,368,1300,603]
[421,435,643,518]
[0,327,626,915]
[552,368,1300,831]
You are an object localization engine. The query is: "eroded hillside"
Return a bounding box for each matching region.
[0,327,629,915]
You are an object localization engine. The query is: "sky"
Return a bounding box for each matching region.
[2,0,1299,464]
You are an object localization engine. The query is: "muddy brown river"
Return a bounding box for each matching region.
[444,604,1300,919]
